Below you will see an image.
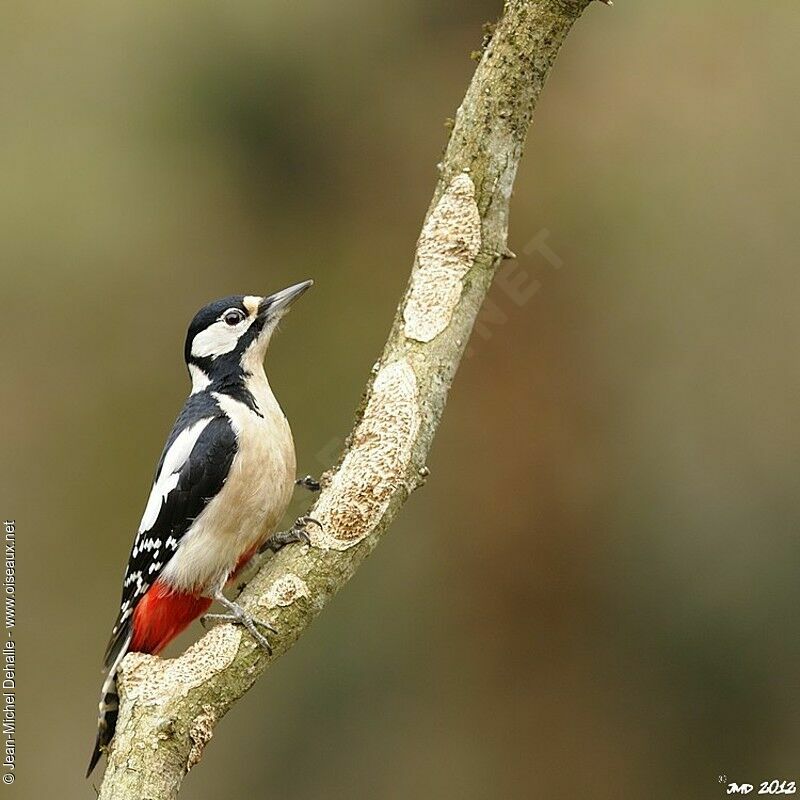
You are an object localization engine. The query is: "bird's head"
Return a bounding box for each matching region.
[184,280,312,387]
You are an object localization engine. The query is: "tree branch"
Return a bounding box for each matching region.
[97,2,599,797]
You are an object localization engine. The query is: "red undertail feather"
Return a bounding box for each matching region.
[231,544,259,581]
[130,581,212,654]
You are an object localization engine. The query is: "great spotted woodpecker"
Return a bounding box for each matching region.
[88,280,315,777]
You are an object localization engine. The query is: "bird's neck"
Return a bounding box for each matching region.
[188,363,212,394]
[189,358,278,419]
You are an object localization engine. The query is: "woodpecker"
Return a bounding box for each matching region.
[87,280,315,778]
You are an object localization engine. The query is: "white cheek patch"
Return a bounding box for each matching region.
[191,317,252,359]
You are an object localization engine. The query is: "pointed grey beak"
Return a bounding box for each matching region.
[258,279,313,318]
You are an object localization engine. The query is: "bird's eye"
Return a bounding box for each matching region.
[223,309,245,326]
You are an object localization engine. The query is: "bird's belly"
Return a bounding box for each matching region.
[160,408,295,594]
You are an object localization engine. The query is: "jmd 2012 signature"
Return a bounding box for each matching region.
[720,778,797,795]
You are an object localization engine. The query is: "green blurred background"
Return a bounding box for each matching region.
[2,1,799,797]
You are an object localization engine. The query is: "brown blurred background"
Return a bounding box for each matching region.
[2,1,799,798]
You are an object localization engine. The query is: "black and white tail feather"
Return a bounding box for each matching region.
[87,631,132,778]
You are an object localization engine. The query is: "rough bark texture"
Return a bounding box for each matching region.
[97,2,597,797]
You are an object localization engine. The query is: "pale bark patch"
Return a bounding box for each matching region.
[260,573,309,608]
[120,625,242,705]
[403,172,482,342]
[187,706,216,771]
[310,360,420,550]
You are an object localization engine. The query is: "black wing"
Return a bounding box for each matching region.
[103,408,237,668]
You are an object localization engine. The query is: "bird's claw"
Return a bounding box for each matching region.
[295,475,321,492]
[203,602,277,653]
[260,515,322,553]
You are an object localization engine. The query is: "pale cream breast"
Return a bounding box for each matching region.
[160,373,296,594]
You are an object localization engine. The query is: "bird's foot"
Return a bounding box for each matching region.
[295,475,321,492]
[204,594,277,653]
[260,516,322,554]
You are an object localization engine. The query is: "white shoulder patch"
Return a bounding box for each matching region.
[137,417,214,534]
